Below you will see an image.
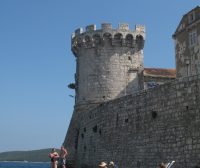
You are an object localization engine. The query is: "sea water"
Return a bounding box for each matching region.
[0,161,50,168]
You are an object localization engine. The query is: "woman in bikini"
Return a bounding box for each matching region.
[49,148,59,168]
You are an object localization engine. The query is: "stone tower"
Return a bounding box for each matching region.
[64,23,145,166]
[72,23,145,105]
[173,6,200,78]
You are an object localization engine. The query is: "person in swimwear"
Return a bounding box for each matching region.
[49,148,59,168]
[59,145,68,168]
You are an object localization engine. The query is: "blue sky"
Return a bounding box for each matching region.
[0,0,199,152]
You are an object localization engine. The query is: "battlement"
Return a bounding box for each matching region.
[71,23,145,56]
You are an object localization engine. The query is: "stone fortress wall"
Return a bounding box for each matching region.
[64,6,200,168]
[74,74,200,168]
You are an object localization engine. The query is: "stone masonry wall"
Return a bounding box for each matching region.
[76,47,143,103]
[73,74,200,168]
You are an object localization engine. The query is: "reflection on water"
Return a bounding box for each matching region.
[0,161,50,168]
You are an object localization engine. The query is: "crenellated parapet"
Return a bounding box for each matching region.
[71,23,145,56]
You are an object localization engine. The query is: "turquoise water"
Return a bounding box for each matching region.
[0,162,50,168]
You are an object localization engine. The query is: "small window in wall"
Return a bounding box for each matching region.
[75,129,79,150]
[188,12,195,24]
[93,125,97,133]
[81,133,84,139]
[189,30,197,47]
[178,24,183,31]
[84,145,87,152]
[116,113,119,127]
[151,111,157,119]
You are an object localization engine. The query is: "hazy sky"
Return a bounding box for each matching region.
[0,0,199,152]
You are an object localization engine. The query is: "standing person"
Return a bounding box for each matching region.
[60,145,68,168]
[49,148,59,168]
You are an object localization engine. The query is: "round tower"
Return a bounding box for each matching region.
[71,23,145,105]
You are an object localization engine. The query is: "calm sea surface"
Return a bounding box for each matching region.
[0,162,50,168]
